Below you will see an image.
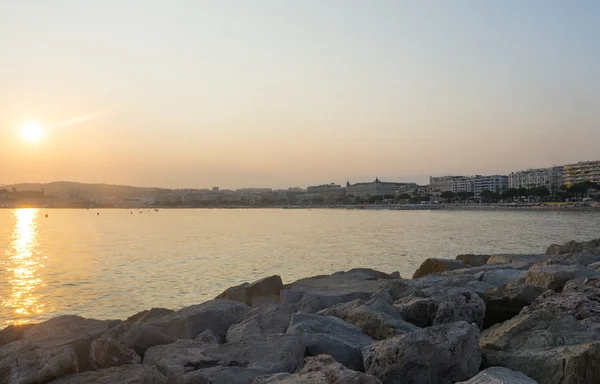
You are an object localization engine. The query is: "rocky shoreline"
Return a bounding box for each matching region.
[2,238,600,383]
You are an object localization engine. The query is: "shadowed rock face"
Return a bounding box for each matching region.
[49,364,167,384]
[480,284,546,329]
[362,321,481,384]
[286,312,374,371]
[455,254,491,267]
[480,310,600,384]
[226,304,293,343]
[455,367,537,384]
[413,258,469,278]
[126,308,175,325]
[546,239,600,256]
[0,323,36,347]
[215,275,283,307]
[254,355,382,384]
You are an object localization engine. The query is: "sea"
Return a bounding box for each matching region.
[1,208,599,326]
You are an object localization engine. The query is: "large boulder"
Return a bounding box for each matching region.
[0,323,36,347]
[523,264,598,292]
[456,254,491,267]
[412,258,469,278]
[443,262,531,277]
[216,275,284,307]
[286,312,373,371]
[319,291,418,340]
[362,321,480,384]
[89,337,141,369]
[480,269,527,287]
[281,270,399,313]
[49,364,167,384]
[393,287,485,329]
[456,367,537,384]
[254,355,382,383]
[546,238,600,256]
[537,251,600,267]
[226,304,293,343]
[486,254,548,265]
[126,308,175,325]
[0,315,120,383]
[143,334,303,382]
[480,284,546,329]
[480,310,600,384]
[147,299,251,339]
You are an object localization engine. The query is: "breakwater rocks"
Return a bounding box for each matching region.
[2,239,600,383]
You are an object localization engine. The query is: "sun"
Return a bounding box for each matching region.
[19,122,45,143]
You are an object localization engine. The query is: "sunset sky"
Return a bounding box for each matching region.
[1,1,599,189]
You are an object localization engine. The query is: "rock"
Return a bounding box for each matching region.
[226,304,293,343]
[216,275,284,307]
[254,355,382,383]
[589,261,600,270]
[412,273,482,288]
[0,323,35,347]
[286,312,374,371]
[480,284,546,329]
[0,315,119,382]
[394,287,486,329]
[49,364,167,384]
[120,324,175,356]
[537,251,600,267]
[362,321,480,384]
[143,334,303,381]
[147,299,251,339]
[456,367,537,384]
[413,258,469,278]
[480,310,600,384]
[480,269,527,287]
[90,322,175,360]
[486,254,548,264]
[456,254,491,267]
[182,366,271,383]
[126,308,175,325]
[320,291,418,340]
[443,263,531,277]
[89,336,141,369]
[195,329,222,344]
[520,277,600,322]
[281,271,395,313]
[330,268,400,280]
[545,238,600,256]
[523,264,599,292]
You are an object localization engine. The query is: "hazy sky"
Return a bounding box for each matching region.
[1,1,599,189]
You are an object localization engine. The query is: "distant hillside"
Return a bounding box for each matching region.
[4,181,173,197]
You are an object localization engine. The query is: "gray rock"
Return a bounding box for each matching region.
[320,291,418,340]
[443,263,531,277]
[413,258,469,278]
[216,275,284,307]
[480,310,600,384]
[194,329,222,344]
[254,355,382,383]
[121,324,175,356]
[456,254,491,267]
[362,321,480,384]
[286,312,374,371]
[456,367,537,384]
[126,308,175,325]
[90,322,175,360]
[394,287,486,329]
[486,254,548,264]
[0,315,119,383]
[589,261,600,270]
[480,284,546,329]
[536,251,600,267]
[545,238,600,256]
[89,336,141,369]
[226,304,293,343]
[0,323,35,347]
[143,334,303,381]
[330,268,400,280]
[49,364,167,384]
[523,264,599,292]
[147,299,251,339]
[182,367,270,384]
[480,269,527,287]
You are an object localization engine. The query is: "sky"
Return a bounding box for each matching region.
[1,1,599,189]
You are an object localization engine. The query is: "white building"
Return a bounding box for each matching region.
[563,160,600,186]
[508,166,564,191]
[345,178,416,198]
[473,175,508,195]
[430,175,507,196]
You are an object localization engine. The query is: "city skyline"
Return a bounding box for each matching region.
[2,1,599,189]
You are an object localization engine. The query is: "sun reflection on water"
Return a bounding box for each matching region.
[2,209,44,324]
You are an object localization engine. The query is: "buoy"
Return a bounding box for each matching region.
[45,214,48,218]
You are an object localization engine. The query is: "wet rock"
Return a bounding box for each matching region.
[89,336,141,369]
[286,312,374,371]
[0,323,35,347]
[216,275,283,307]
[0,315,119,382]
[147,299,251,339]
[254,355,382,383]
[456,367,537,384]
[394,287,485,329]
[545,238,600,256]
[126,308,175,325]
[480,284,546,328]
[49,364,167,384]
[412,258,469,278]
[319,291,418,340]
[456,254,491,267]
[480,310,600,384]
[362,321,480,384]
[226,304,293,343]
[486,254,548,265]
[523,264,598,292]
[143,333,303,381]
[195,329,222,344]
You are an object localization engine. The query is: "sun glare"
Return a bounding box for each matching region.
[19,122,45,143]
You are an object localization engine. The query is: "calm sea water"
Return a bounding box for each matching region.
[1,208,599,326]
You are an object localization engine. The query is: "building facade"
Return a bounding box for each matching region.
[345,178,415,198]
[508,166,564,191]
[563,161,600,186]
[473,175,508,195]
[430,175,507,196]
[306,183,345,202]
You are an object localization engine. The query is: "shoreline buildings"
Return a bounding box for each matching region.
[508,166,564,191]
[563,161,600,186]
[345,178,418,198]
[429,175,508,196]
